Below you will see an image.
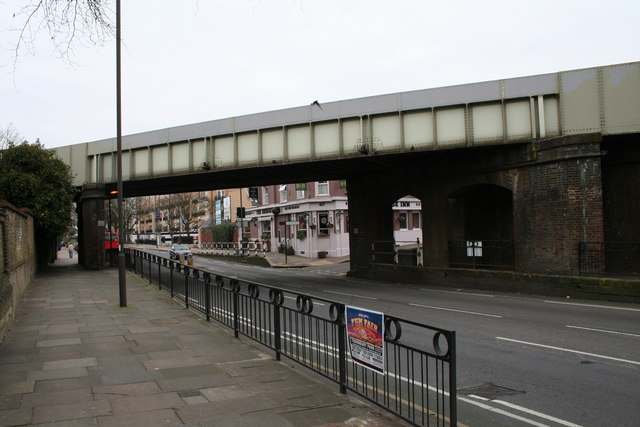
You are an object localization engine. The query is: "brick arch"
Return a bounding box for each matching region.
[447,184,514,270]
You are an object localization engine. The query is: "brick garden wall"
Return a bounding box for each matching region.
[0,201,36,342]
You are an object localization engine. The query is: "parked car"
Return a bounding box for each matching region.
[169,244,192,260]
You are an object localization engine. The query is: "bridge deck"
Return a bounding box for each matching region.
[55,62,640,187]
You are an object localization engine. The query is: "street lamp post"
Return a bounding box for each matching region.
[116,0,127,307]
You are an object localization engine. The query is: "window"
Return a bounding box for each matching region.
[262,187,269,205]
[412,212,421,229]
[279,185,288,202]
[261,220,271,239]
[317,181,329,196]
[318,211,330,236]
[298,214,307,229]
[297,189,306,199]
[398,212,408,229]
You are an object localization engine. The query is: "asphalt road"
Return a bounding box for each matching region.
[147,250,640,427]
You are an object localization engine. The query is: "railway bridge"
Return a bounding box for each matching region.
[55,62,640,295]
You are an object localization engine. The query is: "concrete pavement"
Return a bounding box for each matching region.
[0,250,406,426]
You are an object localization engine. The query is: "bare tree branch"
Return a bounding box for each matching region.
[0,124,25,149]
[11,0,114,65]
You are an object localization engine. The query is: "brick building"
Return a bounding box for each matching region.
[246,181,349,258]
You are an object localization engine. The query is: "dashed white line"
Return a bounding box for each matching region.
[566,325,640,338]
[409,303,503,318]
[544,300,640,312]
[323,290,378,300]
[420,289,495,297]
[496,337,640,366]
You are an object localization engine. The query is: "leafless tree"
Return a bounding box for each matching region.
[104,196,137,243]
[159,192,208,240]
[11,0,113,63]
[0,124,25,149]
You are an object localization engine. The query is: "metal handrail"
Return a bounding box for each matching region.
[198,240,269,257]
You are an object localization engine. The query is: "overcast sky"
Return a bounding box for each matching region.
[1,0,638,149]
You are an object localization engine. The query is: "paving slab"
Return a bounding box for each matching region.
[34,376,102,393]
[33,418,98,427]
[92,381,161,398]
[0,406,32,427]
[21,388,93,408]
[95,408,181,427]
[31,400,111,424]
[28,367,88,381]
[108,392,184,414]
[36,337,82,348]
[42,357,97,370]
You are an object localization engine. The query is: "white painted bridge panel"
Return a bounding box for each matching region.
[56,62,640,186]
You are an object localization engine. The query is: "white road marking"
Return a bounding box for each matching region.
[496,337,640,366]
[566,325,640,338]
[544,300,640,312]
[409,303,503,318]
[323,290,378,300]
[280,283,302,288]
[420,289,495,297]
[459,395,549,426]
[492,399,584,427]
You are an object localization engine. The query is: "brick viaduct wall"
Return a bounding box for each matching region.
[348,133,606,277]
[0,201,36,342]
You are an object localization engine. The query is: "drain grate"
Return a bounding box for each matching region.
[178,389,202,398]
[459,383,525,400]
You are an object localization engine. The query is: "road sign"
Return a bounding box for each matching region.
[285,221,299,226]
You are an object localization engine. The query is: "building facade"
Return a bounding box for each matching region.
[246,181,349,258]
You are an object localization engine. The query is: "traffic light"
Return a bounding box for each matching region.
[236,207,246,218]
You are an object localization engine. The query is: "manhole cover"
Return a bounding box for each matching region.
[459,383,525,400]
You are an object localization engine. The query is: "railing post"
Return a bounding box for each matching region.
[338,307,347,394]
[449,330,457,426]
[158,256,162,290]
[140,253,145,279]
[184,266,190,309]
[270,289,284,361]
[170,261,174,298]
[148,254,152,283]
[204,273,211,321]
[231,279,240,338]
[578,242,584,276]
[371,241,375,264]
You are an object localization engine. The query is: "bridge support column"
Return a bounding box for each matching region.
[77,184,106,270]
[347,175,398,273]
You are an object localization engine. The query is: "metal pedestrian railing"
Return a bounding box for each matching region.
[579,242,640,277]
[199,240,269,257]
[371,239,423,267]
[125,248,457,426]
[447,240,514,271]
